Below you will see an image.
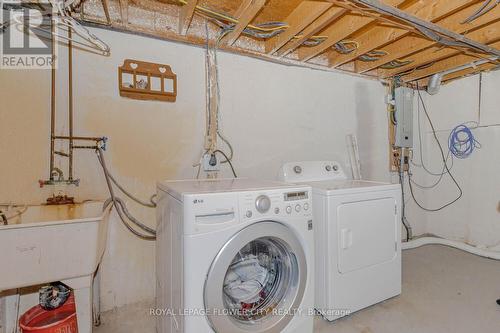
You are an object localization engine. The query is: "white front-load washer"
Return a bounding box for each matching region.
[280,161,401,321]
[156,179,314,333]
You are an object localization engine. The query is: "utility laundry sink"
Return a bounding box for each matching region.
[0,201,110,333]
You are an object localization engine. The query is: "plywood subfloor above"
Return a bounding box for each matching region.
[77,0,500,86]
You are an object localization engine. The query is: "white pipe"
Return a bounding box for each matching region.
[403,237,500,260]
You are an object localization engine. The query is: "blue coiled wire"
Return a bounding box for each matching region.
[448,124,481,159]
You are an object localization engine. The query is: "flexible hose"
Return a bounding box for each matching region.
[106,170,156,208]
[96,148,156,240]
[403,237,500,260]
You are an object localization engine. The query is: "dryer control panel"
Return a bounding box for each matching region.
[279,161,347,183]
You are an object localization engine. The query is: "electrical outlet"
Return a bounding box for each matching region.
[203,153,220,172]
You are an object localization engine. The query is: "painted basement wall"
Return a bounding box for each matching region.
[408,71,500,249]
[0,28,391,311]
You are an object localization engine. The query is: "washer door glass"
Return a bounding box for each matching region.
[204,221,307,333]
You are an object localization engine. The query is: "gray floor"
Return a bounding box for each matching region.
[95,245,500,333]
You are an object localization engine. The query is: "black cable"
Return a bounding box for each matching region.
[214,149,237,178]
[398,168,411,241]
[408,84,463,212]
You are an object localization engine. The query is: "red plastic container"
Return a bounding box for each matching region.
[19,294,78,333]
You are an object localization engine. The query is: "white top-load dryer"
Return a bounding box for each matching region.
[280,161,401,321]
[156,178,315,333]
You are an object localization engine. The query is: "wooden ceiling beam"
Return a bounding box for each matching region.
[352,0,492,73]
[297,0,405,62]
[265,1,333,55]
[277,7,346,57]
[178,0,198,35]
[222,0,266,46]
[380,20,500,78]
[402,40,500,82]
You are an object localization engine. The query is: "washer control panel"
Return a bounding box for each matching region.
[241,187,312,221]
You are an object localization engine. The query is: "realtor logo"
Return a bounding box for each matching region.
[1,0,58,69]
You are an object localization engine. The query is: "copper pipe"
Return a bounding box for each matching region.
[68,28,74,181]
[50,18,56,180]
[54,135,104,141]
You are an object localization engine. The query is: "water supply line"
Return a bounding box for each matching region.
[96,148,157,240]
[403,237,500,260]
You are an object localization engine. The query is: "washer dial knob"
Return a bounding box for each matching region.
[255,195,271,213]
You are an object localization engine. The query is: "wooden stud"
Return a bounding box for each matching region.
[380,21,500,78]
[277,7,346,57]
[222,0,266,46]
[264,1,332,54]
[118,0,129,26]
[350,0,486,73]
[298,0,404,62]
[101,0,111,24]
[402,40,500,82]
[178,0,198,35]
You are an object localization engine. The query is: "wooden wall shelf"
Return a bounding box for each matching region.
[118,59,177,102]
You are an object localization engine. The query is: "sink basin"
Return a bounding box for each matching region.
[0,201,110,292]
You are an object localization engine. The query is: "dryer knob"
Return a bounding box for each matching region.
[255,195,271,214]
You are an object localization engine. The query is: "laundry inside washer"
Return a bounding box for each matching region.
[223,237,297,321]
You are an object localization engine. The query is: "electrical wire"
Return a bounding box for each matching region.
[359,50,388,62]
[333,40,359,54]
[410,89,454,186]
[175,0,289,34]
[194,21,237,179]
[461,0,500,24]
[96,148,156,240]
[380,59,414,69]
[398,159,412,241]
[214,149,237,178]
[407,84,463,212]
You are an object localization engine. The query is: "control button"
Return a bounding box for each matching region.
[332,164,339,171]
[293,166,302,174]
[246,210,253,218]
[295,204,301,212]
[255,195,271,213]
[325,165,332,171]
[274,207,280,214]
[286,206,292,214]
[303,203,309,211]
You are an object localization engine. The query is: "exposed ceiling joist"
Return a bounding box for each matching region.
[329,0,475,69]
[380,21,500,78]
[403,40,500,82]
[276,6,346,57]
[178,0,198,35]
[297,0,404,62]
[351,0,500,73]
[221,0,267,46]
[265,1,332,54]
[352,4,500,74]
[78,0,500,84]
